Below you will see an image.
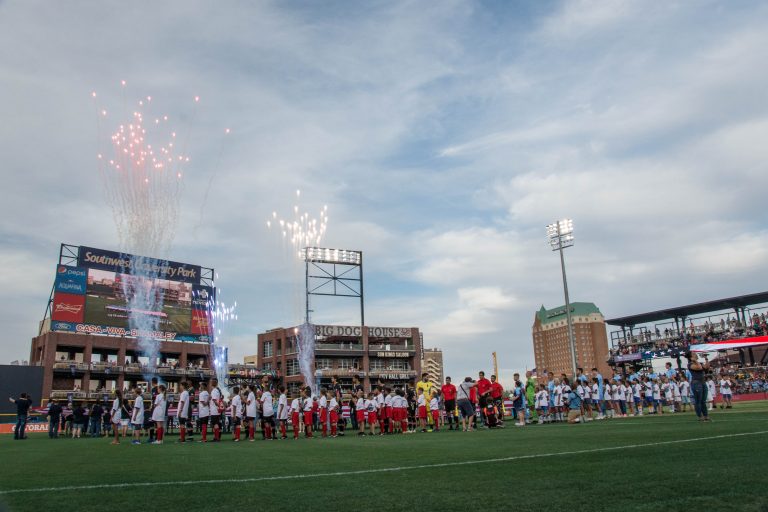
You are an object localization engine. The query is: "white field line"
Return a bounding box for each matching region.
[1,430,766,495]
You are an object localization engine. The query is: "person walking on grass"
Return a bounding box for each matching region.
[109,390,122,444]
[687,352,710,422]
[47,399,62,439]
[456,377,476,432]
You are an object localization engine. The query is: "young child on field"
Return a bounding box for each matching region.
[536,384,549,424]
[327,389,339,437]
[365,392,378,436]
[429,392,440,432]
[290,394,301,440]
[355,390,367,436]
[416,388,427,432]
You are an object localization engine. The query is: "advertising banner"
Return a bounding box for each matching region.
[54,265,87,294]
[77,246,202,284]
[51,292,86,323]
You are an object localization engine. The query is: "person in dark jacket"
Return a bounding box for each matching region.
[47,399,63,438]
[9,393,32,440]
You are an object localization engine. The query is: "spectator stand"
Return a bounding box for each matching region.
[606,292,768,374]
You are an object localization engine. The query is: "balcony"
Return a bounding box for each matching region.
[315,342,364,355]
[315,368,366,378]
[90,363,123,375]
[52,361,89,372]
[50,390,87,400]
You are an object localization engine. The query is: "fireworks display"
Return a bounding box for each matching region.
[266,189,329,260]
[95,85,195,257]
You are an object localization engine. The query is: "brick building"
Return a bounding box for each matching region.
[29,331,215,403]
[532,302,611,377]
[257,324,421,396]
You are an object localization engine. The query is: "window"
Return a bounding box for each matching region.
[370,359,385,370]
[340,359,359,369]
[315,358,332,370]
[263,341,273,358]
[263,362,272,371]
[286,359,299,376]
[392,360,410,370]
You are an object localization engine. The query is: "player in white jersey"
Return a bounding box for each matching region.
[245,385,257,441]
[261,389,275,440]
[302,388,314,438]
[198,385,211,442]
[719,377,733,408]
[652,379,662,415]
[209,379,224,442]
[327,389,340,437]
[151,385,167,444]
[131,386,145,445]
[383,388,394,434]
[290,394,301,440]
[706,376,716,410]
[318,388,329,437]
[672,380,682,413]
[230,387,243,442]
[679,377,691,412]
[177,381,191,443]
[276,386,289,439]
[110,389,123,445]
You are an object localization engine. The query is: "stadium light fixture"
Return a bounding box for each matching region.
[304,247,362,266]
[546,218,578,380]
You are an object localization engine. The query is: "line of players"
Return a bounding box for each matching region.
[123,378,443,444]
[532,373,733,423]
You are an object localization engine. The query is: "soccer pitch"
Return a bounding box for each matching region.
[1,403,767,512]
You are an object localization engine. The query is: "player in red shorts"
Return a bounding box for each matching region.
[416,388,428,432]
[290,394,301,440]
[318,387,328,437]
[354,390,366,436]
[383,387,393,434]
[430,391,440,432]
[327,389,339,437]
[365,392,378,436]
[302,388,314,438]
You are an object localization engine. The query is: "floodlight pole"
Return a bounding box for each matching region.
[551,220,577,380]
[305,250,310,324]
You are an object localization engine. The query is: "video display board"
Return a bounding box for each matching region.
[50,246,213,342]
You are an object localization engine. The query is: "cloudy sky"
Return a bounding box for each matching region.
[2,0,767,382]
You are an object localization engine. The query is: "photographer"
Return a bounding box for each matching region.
[687,352,710,422]
[9,393,32,440]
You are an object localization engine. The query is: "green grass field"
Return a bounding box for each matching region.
[1,403,767,512]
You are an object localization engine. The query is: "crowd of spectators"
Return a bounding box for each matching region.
[609,312,768,357]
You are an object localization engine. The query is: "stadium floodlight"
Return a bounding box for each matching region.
[304,247,362,266]
[546,219,578,381]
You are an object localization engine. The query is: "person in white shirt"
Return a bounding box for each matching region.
[652,379,662,415]
[110,389,122,445]
[245,385,257,442]
[302,388,314,438]
[290,394,301,440]
[679,378,691,412]
[209,379,224,442]
[276,385,289,439]
[429,394,440,432]
[383,388,394,434]
[719,377,733,408]
[177,381,191,443]
[327,389,339,437]
[230,387,243,442]
[375,387,385,432]
[131,386,145,445]
[198,385,211,442]
[535,386,549,424]
[151,384,167,444]
[318,388,329,438]
[355,390,367,436]
[706,376,717,410]
[365,392,378,436]
[261,389,275,440]
[672,380,682,413]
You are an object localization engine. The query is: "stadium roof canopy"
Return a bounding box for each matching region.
[605,291,768,328]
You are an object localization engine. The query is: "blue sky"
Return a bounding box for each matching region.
[2,0,768,382]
